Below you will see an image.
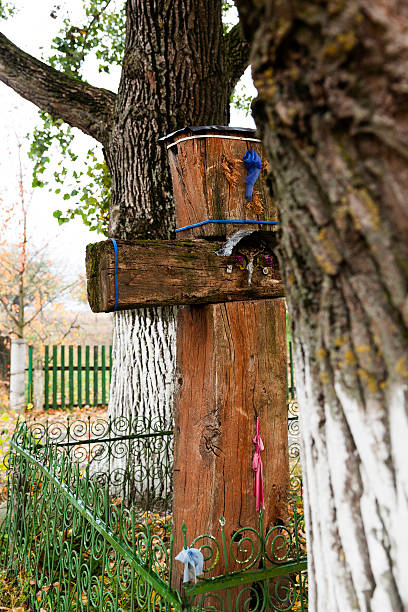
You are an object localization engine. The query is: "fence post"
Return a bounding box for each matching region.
[10,338,27,413]
[33,356,44,410]
[60,345,65,408]
[44,345,49,410]
[93,346,98,406]
[27,345,33,405]
[77,346,82,407]
[69,345,74,407]
[85,345,90,405]
[52,345,58,409]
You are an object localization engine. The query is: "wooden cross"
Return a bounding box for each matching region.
[86,127,289,592]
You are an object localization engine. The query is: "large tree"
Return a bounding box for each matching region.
[235,1,408,610]
[0,1,250,425]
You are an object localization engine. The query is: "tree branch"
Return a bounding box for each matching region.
[57,313,80,344]
[223,23,251,92]
[23,279,80,328]
[0,32,116,145]
[0,297,19,327]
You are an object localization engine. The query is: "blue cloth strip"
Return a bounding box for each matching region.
[243,149,262,201]
[175,220,279,233]
[110,238,119,312]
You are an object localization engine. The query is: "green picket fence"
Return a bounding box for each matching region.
[287,339,296,400]
[27,339,295,410]
[27,345,112,410]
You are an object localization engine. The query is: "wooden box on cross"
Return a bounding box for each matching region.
[162,125,278,239]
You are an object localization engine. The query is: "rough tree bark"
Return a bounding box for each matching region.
[0,1,250,426]
[236,1,408,611]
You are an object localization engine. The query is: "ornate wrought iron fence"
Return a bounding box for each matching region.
[1,412,306,611]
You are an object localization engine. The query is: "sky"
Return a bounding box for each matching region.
[0,1,257,280]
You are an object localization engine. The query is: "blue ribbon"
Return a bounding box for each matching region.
[110,238,119,312]
[175,219,279,233]
[243,149,262,201]
[175,547,204,583]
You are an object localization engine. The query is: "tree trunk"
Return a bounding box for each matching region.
[106,0,236,425]
[236,1,408,610]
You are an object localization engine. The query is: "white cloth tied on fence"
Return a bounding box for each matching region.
[175,547,204,583]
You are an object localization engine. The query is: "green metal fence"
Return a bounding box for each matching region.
[27,339,295,411]
[27,345,112,409]
[1,411,306,611]
[287,340,295,401]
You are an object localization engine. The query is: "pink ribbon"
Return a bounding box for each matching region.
[252,417,265,511]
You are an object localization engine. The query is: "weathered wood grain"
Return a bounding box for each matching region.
[86,239,284,312]
[172,299,289,590]
[167,130,278,239]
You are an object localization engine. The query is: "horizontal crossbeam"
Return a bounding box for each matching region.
[86,239,284,313]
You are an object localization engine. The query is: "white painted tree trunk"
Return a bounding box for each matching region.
[108,307,177,426]
[106,307,177,508]
[296,344,408,612]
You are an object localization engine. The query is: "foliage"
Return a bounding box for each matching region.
[0,0,15,21]
[52,149,111,233]
[0,155,85,343]
[26,0,123,236]
[0,562,32,611]
[47,0,125,79]
[230,87,252,116]
[0,245,75,335]
[0,409,16,502]
[221,0,237,34]
[0,386,8,412]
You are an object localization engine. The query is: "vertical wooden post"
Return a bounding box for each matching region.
[168,128,288,589]
[101,345,106,406]
[77,346,82,408]
[52,345,57,410]
[27,345,33,405]
[44,345,49,410]
[93,345,99,406]
[173,299,288,542]
[60,345,65,409]
[85,346,90,406]
[69,345,74,408]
